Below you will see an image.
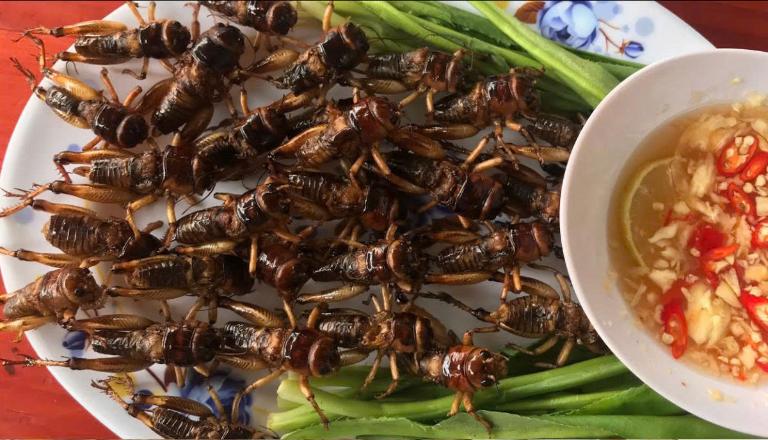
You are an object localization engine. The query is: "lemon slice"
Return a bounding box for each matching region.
[620,156,680,269]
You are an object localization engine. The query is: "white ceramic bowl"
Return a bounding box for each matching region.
[562,49,768,437]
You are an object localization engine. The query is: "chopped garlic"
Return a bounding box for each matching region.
[660,246,680,262]
[649,223,679,245]
[690,157,716,197]
[741,345,758,370]
[672,201,690,215]
[758,175,767,188]
[719,336,740,357]
[732,77,743,85]
[686,283,731,346]
[730,322,745,337]
[753,119,768,138]
[652,202,665,211]
[648,269,677,292]
[758,197,768,217]
[708,388,724,402]
[745,265,768,283]
[661,333,674,344]
[654,259,669,269]
[715,279,741,308]
[745,182,755,193]
[709,260,730,274]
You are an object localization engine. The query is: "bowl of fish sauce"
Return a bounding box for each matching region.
[561,49,768,437]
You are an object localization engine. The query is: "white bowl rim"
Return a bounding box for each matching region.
[561,47,768,437]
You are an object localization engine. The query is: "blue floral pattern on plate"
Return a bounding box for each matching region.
[62,330,88,358]
[60,333,255,424]
[514,1,649,59]
[173,368,253,425]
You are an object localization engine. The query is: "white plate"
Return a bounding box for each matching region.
[0,1,713,438]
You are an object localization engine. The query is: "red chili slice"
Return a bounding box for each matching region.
[701,244,739,262]
[718,135,758,176]
[740,291,768,334]
[661,300,688,359]
[660,279,688,305]
[753,220,768,248]
[687,224,725,254]
[699,244,739,278]
[741,152,768,182]
[757,360,768,373]
[726,183,756,217]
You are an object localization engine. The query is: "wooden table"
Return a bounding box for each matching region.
[0,1,763,438]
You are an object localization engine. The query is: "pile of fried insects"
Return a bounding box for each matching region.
[0,1,597,438]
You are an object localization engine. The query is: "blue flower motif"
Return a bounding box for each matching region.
[538,1,598,49]
[133,389,153,411]
[12,206,34,225]
[62,330,88,357]
[623,41,644,59]
[176,368,253,424]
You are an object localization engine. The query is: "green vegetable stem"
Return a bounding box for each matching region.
[469,1,619,107]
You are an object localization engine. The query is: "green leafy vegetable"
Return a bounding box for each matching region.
[282,411,747,439]
[469,1,619,106]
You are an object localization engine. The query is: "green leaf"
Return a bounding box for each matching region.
[281,412,748,439]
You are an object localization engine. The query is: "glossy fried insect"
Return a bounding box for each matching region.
[379,150,506,221]
[314,290,455,398]
[24,1,191,80]
[523,113,582,149]
[297,225,430,305]
[138,22,247,140]
[354,47,465,119]
[405,331,508,433]
[252,18,369,95]
[227,233,316,316]
[0,200,161,268]
[0,267,104,336]
[434,143,561,222]
[170,186,306,323]
[191,104,290,183]
[417,68,570,164]
[93,377,274,439]
[271,95,443,193]
[0,315,221,386]
[426,222,553,289]
[108,254,254,323]
[12,35,148,150]
[201,1,297,50]
[222,306,341,428]
[170,185,292,255]
[0,134,235,241]
[498,163,561,223]
[269,165,401,235]
[423,268,604,368]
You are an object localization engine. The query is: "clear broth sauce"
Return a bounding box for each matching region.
[609,101,768,383]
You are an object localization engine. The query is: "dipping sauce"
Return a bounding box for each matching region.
[610,98,768,383]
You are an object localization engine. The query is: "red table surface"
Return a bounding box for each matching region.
[0,1,766,438]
